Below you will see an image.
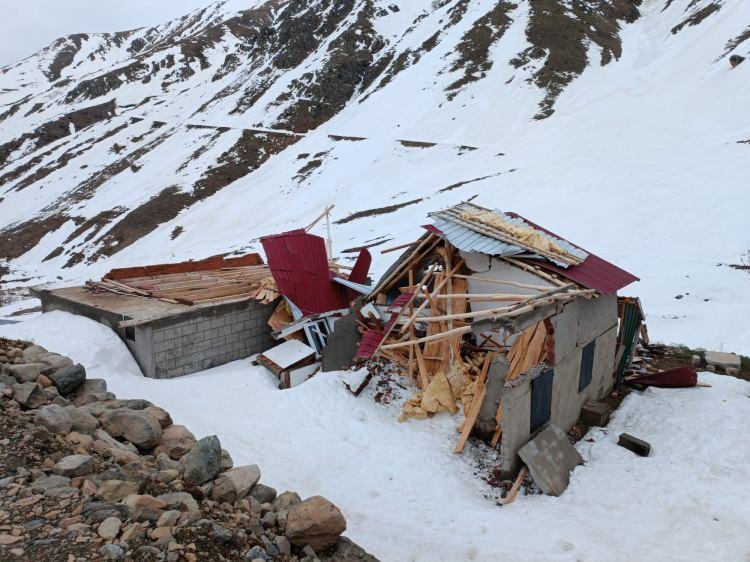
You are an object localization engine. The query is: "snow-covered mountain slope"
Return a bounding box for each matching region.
[1,0,749,352]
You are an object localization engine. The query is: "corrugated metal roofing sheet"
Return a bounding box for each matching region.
[432,217,525,257]
[506,213,639,294]
[356,329,385,359]
[429,203,588,267]
[261,229,349,315]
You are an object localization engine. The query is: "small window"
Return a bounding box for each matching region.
[125,326,135,342]
[530,369,554,433]
[579,340,595,392]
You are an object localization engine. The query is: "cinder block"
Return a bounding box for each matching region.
[153,330,165,344]
[518,424,583,496]
[181,324,197,336]
[618,433,651,457]
[581,401,610,427]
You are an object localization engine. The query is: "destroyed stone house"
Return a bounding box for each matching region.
[355,203,640,474]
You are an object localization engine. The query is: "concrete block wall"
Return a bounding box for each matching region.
[498,294,619,473]
[147,300,276,379]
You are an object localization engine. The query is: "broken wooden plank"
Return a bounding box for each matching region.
[502,465,528,505]
[454,351,494,454]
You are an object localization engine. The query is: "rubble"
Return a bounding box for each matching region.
[0,338,376,561]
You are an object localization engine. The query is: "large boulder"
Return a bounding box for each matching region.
[13,382,47,409]
[54,454,95,477]
[38,353,74,375]
[101,409,162,450]
[143,406,172,429]
[72,378,109,406]
[6,363,45,383]
[21,344,48,362]
[211,464,260,503]
[35,404,73,434]
[182,435,221,485]
[49,363,86,396]
[155,425,196,460]
[285,496,347,551]
[65,405,100,435]
[224,465,261,500]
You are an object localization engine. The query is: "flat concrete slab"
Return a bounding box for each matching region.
[518,424,583,496]
[705,351,741,370]
[38,286,189,322]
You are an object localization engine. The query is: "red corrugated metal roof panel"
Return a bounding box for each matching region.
[506,213,639,294]
[356,329,385,359]
[261,230,349,315]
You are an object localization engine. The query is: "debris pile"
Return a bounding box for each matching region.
[0,340,377,561]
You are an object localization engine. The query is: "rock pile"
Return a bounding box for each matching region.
[0,338,376,562]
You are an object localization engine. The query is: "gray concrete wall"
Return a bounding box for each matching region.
[148,300,276,379]
[498,294,618,473]
[36,289,275,379]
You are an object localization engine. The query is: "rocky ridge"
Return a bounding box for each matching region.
[0,337,376,562]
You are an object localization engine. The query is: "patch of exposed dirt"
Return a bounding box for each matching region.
[446,3,517,100]
[439,172,505,192]
[64,61,149,103]
[62,208,127,245]
[0,214,70,260]
[175,129,229,172]
[273,2,387,133]
[671,1,722,34]
[0,100,116,169]
[170,225,184,239]
[335,198,423,224]
[719,24,750,59]
[512,0,642,119]
[398,140,436,148]
[45,34,88,81]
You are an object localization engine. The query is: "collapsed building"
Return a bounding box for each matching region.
[349,202,641,474]
[32,201,646,481]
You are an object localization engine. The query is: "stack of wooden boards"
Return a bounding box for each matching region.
[88,261,277,306]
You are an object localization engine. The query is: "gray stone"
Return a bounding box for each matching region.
[35,404,73,434]
[72,378,109,406]
[65,405,100,434]
[83,501,130,522]
[211,476,237,504]
[37,353,73,375]
[327,537,378,561]
[518,424,583,497]
[272,490,301,512]
[580,401,610,427]
[182,435,221,485]
[618,433,651,457]
[98,516,122,540]
[220,448,234,470]
[21,345,47,362]
[94,429,139,453]
[273,536,291,556]
[98,543,125,560]
[31,474,71,494]
[156,425,196,460]
[0,374,16,388]
[157,510,181,527]
[285,496,347,551]
[705,351,741,370]
[48,363,86,396]
[13,382,47,408]
[244,546,270,561]
[6,363,45,383]
[250,483,277,504]
[156,452,183,472]
[224,465,261,500]
[54,454,95,477]
[101,409,162,449]
[143,405,172,428]
[157,492,200,513]
[726,367,740,376]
